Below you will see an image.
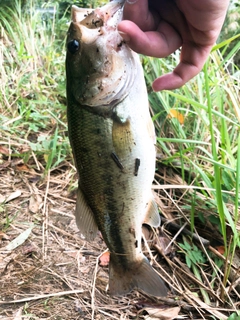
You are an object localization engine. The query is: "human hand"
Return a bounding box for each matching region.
[118,0,230,91]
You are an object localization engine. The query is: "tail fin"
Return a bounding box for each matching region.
[108,255,168,297]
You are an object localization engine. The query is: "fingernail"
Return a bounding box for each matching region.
[118,31,130,42]
[126,0,138,4]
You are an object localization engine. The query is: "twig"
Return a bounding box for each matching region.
[98,309,119,319]
[0,290,84,305]
[91,249,108,320]
[42,170,50,259]
[164,221,188,253]
[161,217,210,247]
[184,289,228,320]
[152,184,236,196]
[47,192,76,203]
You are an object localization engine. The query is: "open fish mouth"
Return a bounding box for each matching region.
[72,0,125,28]
[66,0,137,108]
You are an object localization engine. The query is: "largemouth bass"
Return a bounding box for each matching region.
[66,0,168,297]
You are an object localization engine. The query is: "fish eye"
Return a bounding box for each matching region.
[67,39,80,54]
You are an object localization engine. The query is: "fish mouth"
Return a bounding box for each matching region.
[67,0,137,108]
[72,0,124,27]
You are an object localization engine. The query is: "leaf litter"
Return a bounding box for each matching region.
[1,1,239,315]
[0,144,239,319]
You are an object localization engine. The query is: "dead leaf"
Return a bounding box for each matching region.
[216,245,225,255]
[0,231,9,241]
[22,243,38,255]
[13,307,23,320]
[141,306,181,320]
[99,251,110,267]
[0,160,10,171]
[167,109,184,125]
[0,145,9,155]
[65,250,85,263]
[16,163,36,174]
[0,189,22,204]
[29,193,42,213]
[5,225,34,251]
[16,144,31,153]
[158,236,174,256]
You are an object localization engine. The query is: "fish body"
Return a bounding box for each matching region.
[66,1,168,297]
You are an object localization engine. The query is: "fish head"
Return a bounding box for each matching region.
[66,1,137,107]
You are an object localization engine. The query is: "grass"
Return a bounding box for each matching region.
[144,28,240,316]
[0,0,240,319]
[144,41,240,229]
[145,43,240,226]
[0,0,70,175]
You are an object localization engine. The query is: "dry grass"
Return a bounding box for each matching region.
[0,141,239,319]
[0,152,137,319]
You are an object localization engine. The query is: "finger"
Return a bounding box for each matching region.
[122,0,156,31]
[152,43,212,91]
[118,20,182,57]
[176,0,230,32]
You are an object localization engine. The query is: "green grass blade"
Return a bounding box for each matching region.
[204,60,227,247]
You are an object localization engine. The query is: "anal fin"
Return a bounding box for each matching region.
[75,188,98,241]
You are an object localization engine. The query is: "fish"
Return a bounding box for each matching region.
[66,0,168,297]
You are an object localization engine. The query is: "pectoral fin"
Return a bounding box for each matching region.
[147,108,156,144]
[143,194,160,228]
[75,187,98,241]
[112,116,134,158]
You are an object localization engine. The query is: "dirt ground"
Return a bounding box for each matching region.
[0,158,239,319]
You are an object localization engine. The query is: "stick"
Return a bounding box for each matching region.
[0,290,84,305]
[161,217,210,247]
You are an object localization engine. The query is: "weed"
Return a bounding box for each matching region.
[0,0,69,172]
[145,35,240,252]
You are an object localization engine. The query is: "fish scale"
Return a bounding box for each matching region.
[66,0,168,296]
[68,105,148,260]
